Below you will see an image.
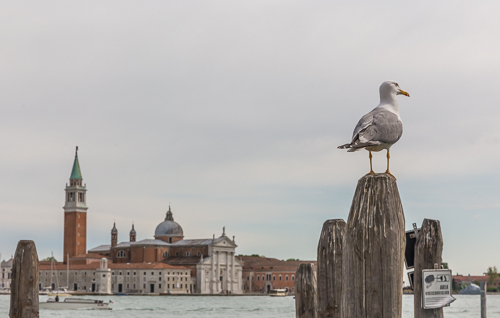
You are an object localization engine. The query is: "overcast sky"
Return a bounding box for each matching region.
[1,1,500,278]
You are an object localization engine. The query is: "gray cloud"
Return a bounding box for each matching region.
[1,1,500,274]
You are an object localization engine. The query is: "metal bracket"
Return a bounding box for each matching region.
[413,223,418,239]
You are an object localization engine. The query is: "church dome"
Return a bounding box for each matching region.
[154,207,183,237]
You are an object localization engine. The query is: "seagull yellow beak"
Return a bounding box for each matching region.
[398,89,410,97]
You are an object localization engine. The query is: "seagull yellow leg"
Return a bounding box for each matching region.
[385,149,396,179]
[366,151,375,175]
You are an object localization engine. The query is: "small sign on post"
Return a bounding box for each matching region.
[421,269,456,309]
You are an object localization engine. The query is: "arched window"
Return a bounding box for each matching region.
[117,250,127,258]
[184,251,192,256]
[163,251,169,258]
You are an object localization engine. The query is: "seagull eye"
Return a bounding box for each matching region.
[395,83,399,87]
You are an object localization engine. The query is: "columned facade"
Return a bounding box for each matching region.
[195,236,243,294]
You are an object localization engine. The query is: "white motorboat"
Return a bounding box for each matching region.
[269,289,288,297]
[39,288,51,295]
[47,288,73,297]
[40,298,112,310]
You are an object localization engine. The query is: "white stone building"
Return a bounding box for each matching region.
[38,258,192,294]
[195,236,243,294]
[1,256,13,289]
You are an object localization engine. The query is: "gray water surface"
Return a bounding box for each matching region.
[1,294,499,317]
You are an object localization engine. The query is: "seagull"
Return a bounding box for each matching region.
[338,81,410,177]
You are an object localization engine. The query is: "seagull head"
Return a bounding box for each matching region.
[380,81,410,99]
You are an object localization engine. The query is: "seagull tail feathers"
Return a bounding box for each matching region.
[338,143,365,152]
[337,144,351,150]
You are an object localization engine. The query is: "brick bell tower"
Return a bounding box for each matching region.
[63,146,88,264]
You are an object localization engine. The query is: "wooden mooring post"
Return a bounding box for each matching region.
[480,282,487,318]
[317,219,345,318]
[296,263,318,318]
[342,174,405,318]
[9,240,39,318]
[413,219,443,318]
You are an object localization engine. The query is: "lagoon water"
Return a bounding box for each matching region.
[1,294,500,317]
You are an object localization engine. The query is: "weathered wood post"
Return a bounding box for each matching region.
[480,281,487,318]
[296,263,318,318]
[9,240,39,318]
[342,174,405,318]
[414,219,443,318]
[317,219,346,318]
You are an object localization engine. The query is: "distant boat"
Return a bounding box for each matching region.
[459,283,481,295]
[47,252,73,297]
[48,288,73,297]
[39,288,51,295]
[40,298,112,310]
[269,289,288,297]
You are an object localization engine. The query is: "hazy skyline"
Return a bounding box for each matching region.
[1,1,500,278]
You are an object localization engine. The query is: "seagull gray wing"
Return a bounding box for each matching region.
[348,109,402,150]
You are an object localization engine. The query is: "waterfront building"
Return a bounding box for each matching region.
[0,256,13,289]
[87,212,243,294]
[37,147,243,294]
[39,258,190,294]
[240,256,316,294]
[453,274,500,289]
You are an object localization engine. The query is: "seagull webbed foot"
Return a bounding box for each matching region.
[365,170,376,176]
[385,170,397,180]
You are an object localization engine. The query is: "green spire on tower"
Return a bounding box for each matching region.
[70,146,83,180]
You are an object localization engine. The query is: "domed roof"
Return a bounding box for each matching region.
[154,207,183,237]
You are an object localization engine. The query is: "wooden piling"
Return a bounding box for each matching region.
[342,174,405,318]
[480,282,487,318]
[317,219,346,318]
[296,263,318,318]
[413,219,443,318]
[9,240,39,318]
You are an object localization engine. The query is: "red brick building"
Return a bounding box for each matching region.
[240,256,316,294]
[63,147,87,264]
[453,274,500,289]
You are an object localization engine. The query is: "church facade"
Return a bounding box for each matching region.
[39,148,243,294]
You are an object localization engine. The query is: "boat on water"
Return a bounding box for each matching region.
[269,289,288,297]
[459,283,481,295]
[39,288,51,295]
[47,288,73,297]
[0,288,10,294]
[40,298,112,310]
